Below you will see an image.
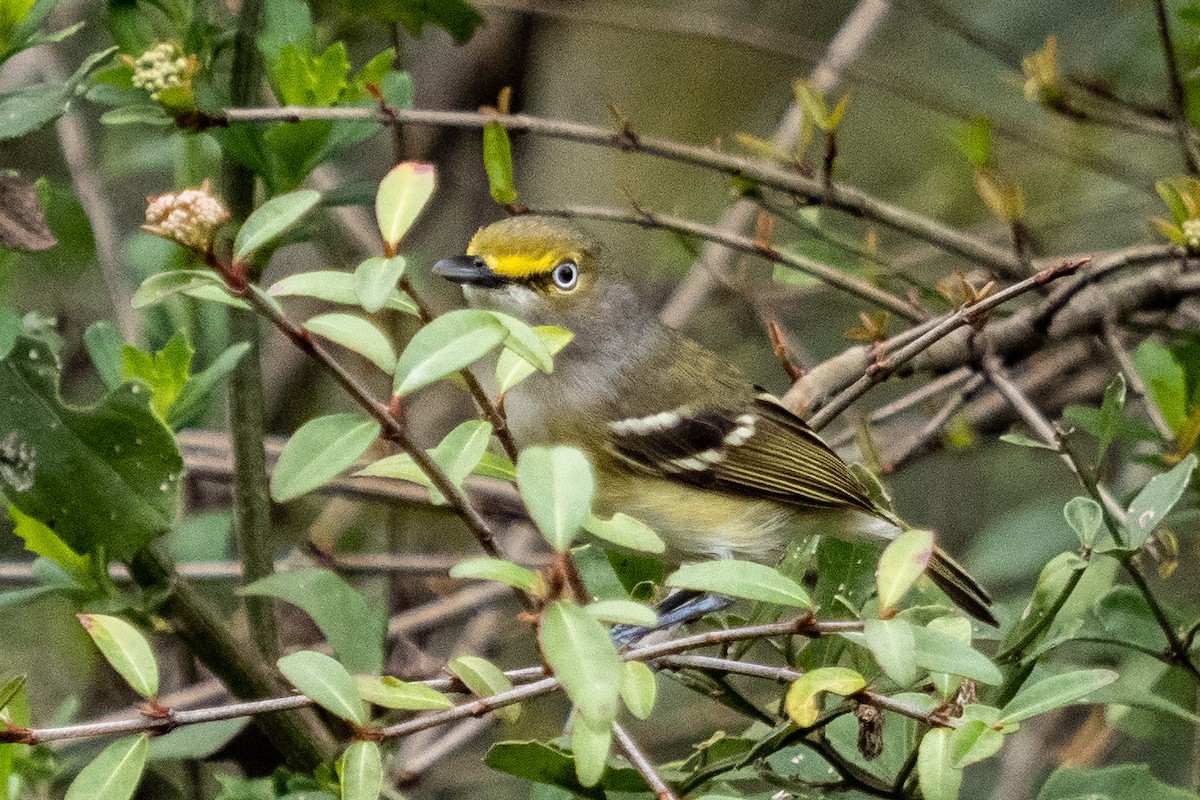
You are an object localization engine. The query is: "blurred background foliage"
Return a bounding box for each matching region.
[1,0,1199,797]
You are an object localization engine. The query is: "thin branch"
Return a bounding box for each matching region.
[1099,319,1177,443]
[537,205,926,320]
[826,367,976,449]
[612,722,680,800]
[1153,0,1200,173]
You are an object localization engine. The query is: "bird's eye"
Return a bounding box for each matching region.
[551,261,579,290]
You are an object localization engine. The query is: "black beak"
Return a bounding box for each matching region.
[431,255,508,288]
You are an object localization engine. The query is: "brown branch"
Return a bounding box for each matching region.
[612,722,680,800]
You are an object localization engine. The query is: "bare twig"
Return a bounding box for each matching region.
[613,722,680,800]
[1153,0,1200,173]
[826,367,976,448]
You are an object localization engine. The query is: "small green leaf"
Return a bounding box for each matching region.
[268,269,418,314]
[0,674,27,714]
[999,432,1056,450]
[784,667,866,727]
[64,734,149,800]
[450,556,540,592]
[354,255,406,313]
[277,650,367,724]
[1126,453,1197,549]
[271,413,381,502]
[1063,496,1104,550]
[131,270,233,309]
[1035,763,1200,800]
[84,320,125,389]
[355,675,452,710]
[539,600,623,723]
[583,512,665,554]
[447,655,519,722]
[168,342,252,428]
[1096,373,1127,460]
[121,332,193,422]
[375,162,436,248]
[491,312,555,372]
[339,740,382,800]
[358,420,492,504]
[393,309,507,396]
[876,529,934,613]
[917,728,962,800]
[863,618,919,686]
[303,313,397,374]
[571,715,611,788]
[948,720,1004,768]
[583,599,657,627]
[495,325,573,396]
[912,623,1002,685]
[1134,341,1188,433]
[9,505,91,586]
[999,669,1117,724]
[621,661,657,720]
[517,446,595,552]
[78,614,159,699]
[666,560,811,608]
[234,189,321,263]
[483,120,518,205]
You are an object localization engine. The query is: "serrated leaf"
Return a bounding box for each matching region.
[271,413,381,502]
[64,734,148,800]
[582,512,665,554]
[354,255,406,313]
[483,120,518,205]
[1063,496,1104,550]
[9,505,91,586]
[78,614,158,698]
[571,715,611,788]
[876,529,934,613]
[339,740,382,800]
[450,556,540,592]
[517,446,595,552]
[666,560,811,608]
[355,675,452,710]
[447,655,519,722]
[303,313,397,374]
[539,600,623,723]
[233,189,321,263]
[375,162,436,248]
[784,667,866,727]
[1126,454,1196,549]
[863,618,919,686]
[131,270,232,309]
[240,568,385,673]
[621,661,656,720]
[999,669,1118,724]
[583,599,657,627]
[278,650,367,723]
[393,309,507,396]
[917,728,962,800]
[495,325,573,396]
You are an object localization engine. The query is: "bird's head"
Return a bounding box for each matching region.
[433,216,638,329]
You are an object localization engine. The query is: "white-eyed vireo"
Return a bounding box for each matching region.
[433,215,996,625]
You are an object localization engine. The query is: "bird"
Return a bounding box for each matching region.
[432,215,996,626]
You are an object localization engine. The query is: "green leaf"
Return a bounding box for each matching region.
[84,321,125,389]
[359,0,483,43]
[538,600,623,723]
[357,419,492,504]
[912,623,1001,685]
[392,309,508,396]
[947,719,1004,768]
[491,311,556,372]
[495,326,573,396]
[484,741,646,800]
[1096,373,1127,460]
[0,82,71,141]
[666,560,811,608]
[863,618,919,686]
[571,715,611,788]
[450,556,540,593]
[784,667,866,727]
[917,728,962,800]
[270,413,381,502]
[8,504,91,586]
[268,269,418,314]
[1126,453,1196,549]
[64,734,149,800]
[999,669,1117,724]
[277,650,367,724]
[584,599,657,627]
[582,513,665,554]
[233,189,321,263]
[303,313,396,374]
[621,661,657,720]
[355,675,451,710]
[483,120,518,205]
[1063,496,1104,550]
[354,256,406,313]
[447,655,519,722]
[1135,340,1188,433]
[999,432,1056,450]
[132,270,238,309]
[240,568,385,673]
[517,446,595,552]
[121,332,193,422]
[375,162,436,249]
[168,342,252,428]
[78,615,159,699]
[146,718,247,762]
[1035,764,1200,800]
[0,337,183,560]
[875,529,934,613]
[0,674,26,714]
[339,741,382,800]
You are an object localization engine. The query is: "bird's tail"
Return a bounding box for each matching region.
[927,547,997,627]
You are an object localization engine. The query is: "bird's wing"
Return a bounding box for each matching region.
[604,393,875,514]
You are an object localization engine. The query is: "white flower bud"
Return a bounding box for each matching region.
[143,181,229,252]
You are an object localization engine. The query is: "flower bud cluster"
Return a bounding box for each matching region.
[143,181,229,252]
[130,43,191,99]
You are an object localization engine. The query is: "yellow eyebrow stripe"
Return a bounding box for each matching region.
[478,251,580,278]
